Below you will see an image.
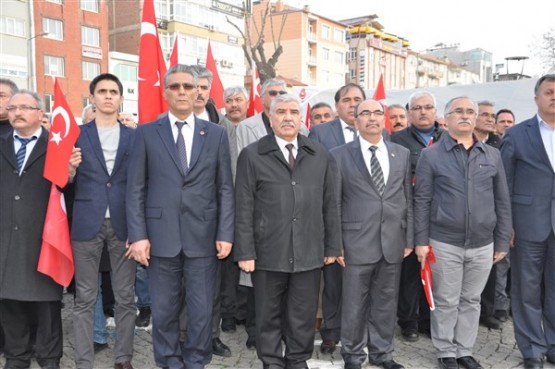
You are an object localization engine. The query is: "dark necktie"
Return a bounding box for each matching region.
[175,121,188,173]
[369,145,385,195]
[285,143,295,170]
[15,136,37,173]
[346,126,357,141]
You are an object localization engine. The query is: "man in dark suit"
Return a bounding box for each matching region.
[500,74,555,369]
[234,94,341,369]
[332,99,412,369]
[68,73,137,369]
[308,83,365,354]
[0,90,63,369]
[126,64,234,369]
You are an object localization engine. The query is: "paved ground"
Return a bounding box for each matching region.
[2,293,554,369]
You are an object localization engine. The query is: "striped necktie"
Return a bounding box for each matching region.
[15,136,37,173]
[369,145,385,195]
[175,121,188,173]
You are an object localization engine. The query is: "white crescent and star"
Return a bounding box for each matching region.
[50,106,71,145]
[138,21,162,87]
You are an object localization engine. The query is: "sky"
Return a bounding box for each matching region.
[292,0,554,76]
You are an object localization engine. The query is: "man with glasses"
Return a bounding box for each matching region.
[414,96,511,369]
[391,91,445,342]
[126,64,234,369]
[0,91,64,369]
[332,99,412,369]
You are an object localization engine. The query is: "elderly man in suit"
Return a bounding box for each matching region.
[308,83,365,354]
[500,74,555,369]
[126,64,234,369]
[68,73,137,369]
[332,99,412,369]
[0,90,63,369]
[235,94,341,369]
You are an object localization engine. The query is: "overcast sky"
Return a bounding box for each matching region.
[292,0,553,76]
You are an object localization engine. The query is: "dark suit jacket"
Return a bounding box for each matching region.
[0,129,63,301]
[309,118,390,150]
[69,120,134,241]
[331,138,413,265]
[501,115,555,242]
[234,134,341,272]
[126,115,234,258]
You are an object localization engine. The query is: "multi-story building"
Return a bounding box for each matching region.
[251,0,349,89]
[425,44,493,83]
[405,51,449,89]
[344,16,409,90]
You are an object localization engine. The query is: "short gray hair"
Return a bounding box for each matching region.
[270,94,300,114]
[224,86,248,101]
[164,64,198,88]
[477,100,495,108]
[11,90,43,110]
[444,96,478,116]
[190,65,213,86]
[261,78,287,96]
[408,91,437,109]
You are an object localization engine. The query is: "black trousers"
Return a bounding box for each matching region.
[253,269,320,369]
[397,252,430,330]
[480,263,497,318]
[0,299,62,368]
[320,262,342,342]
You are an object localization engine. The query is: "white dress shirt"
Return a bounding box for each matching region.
[275,135,298,163]
[359,135,390,185]
[340,119,357,143]
[169,111,195,168]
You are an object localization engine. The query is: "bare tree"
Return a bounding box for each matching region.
[228,0,288,82]
[533,28,555,74]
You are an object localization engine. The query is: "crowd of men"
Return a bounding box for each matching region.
[0,70,553,369]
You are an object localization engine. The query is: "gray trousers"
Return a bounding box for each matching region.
[72,219,136,369]
[430,239,493,359]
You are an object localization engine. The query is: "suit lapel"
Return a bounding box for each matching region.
[84,123,109,175]
[331,119,346,146]
[110,124,130,178]
[383,141,398,189]
[348,139,375,190]
[187,117,207,174]
[0,134,17,169]
[526,117,552,170]
[156,117,184,175]
[24,129,48,170]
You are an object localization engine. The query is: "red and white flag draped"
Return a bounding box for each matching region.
[169,36,179,67]
[247,63,263,117]
[138,0,168,124]
[372,74,392,134]
[205,41,225,110]
[38,78,80,287]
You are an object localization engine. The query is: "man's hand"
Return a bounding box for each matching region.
[403,248,413,258]
[239,260,255,273]
[336,248,346,267]
[510,229,515,248]
[415,245,430,270]
[493,251,507,264]
[216,241,232,259]
[324,256,337,265]
[126,239,151,266]
[68,147,82,177]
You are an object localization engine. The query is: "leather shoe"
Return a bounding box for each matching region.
[320,339,337,354]
[212,337,231,357]
[344,364,362,369]
[246,336,256,350]
[523,358,543,369]
[479,315,501,330]
[546,352,555,364]
[437,357,459,369]
[114,362,134,369]
[401,327,419,342]
[221,317,236,333]
[94,342,109,353]
[493,309,509,322]
[378,359,405,369]
[235,318,246,325]
[457,356,483,369]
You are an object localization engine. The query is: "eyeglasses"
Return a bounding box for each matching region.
[358,110,384,117]
[267,90,287,97]
[6,105,41,112]
[479,112,496,119]
[166,82,197,91]
[447,108,477,116]
[410,105,435,111]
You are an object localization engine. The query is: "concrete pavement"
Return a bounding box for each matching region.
[1,293,554,369]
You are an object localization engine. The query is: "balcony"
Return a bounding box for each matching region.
[307,32,318,43]
[308,55,317,65]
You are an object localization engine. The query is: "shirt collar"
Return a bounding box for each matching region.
[168,111,195,129]
[274,134,298,151]
[359,135,386,152]
[13,126,42,140]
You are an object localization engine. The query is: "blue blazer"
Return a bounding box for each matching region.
[126,115,234,258]
[70,120,134,241]
[500,115,555,242]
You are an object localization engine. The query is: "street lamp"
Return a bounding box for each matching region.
[27,32,49,90]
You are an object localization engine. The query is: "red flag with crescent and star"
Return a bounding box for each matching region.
[169,36,179,67]
[372,74,392,134]
[38,78,79,287]
[205,40,225,110]
[247,63,263,117]
[138,0,168,124]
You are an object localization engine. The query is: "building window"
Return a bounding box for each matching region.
[350,69,356,79]
[82,61,100,80]
[321,25,330,40]
[334,51,343,64]
[0,17,26,37]
[113,63,137,82]
[44,94,54,113]
[43,18,63,40]
[333,29,344,43]
[80,0,98,12]
[322,48,330,61]
[348,48,357,63]
[44,55,64,76]
[81,26,100,46]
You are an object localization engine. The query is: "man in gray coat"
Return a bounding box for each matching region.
[332,99,412,369]
[234,94,341,369]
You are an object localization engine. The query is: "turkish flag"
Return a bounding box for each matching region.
[169,36,179,67]
[37,184,74,287]
[44,79,80,188]
[304,102,312,130]
[372,74,392,134]
[421,246,437,311]
[205,41,225,110]
[138,0,168,124]
[247,63,263,117]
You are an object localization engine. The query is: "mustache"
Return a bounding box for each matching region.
[393,122,404,127]
[280,121,296,128]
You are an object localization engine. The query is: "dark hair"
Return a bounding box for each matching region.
[495,108,515,122]
[311,102,333,111]
[89,73,124,95]
[334,83,366,103]
[534,74,555,96]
